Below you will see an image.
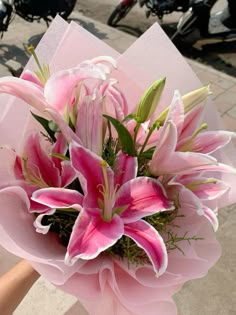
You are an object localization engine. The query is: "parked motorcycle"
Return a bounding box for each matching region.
[171,0,236,43]
[0,0,77,38]
[107,0,190,27]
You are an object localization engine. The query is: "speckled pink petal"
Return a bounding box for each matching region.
[66,209,124,265]
[124,220,168,276]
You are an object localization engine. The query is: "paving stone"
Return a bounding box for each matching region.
[221,113,236,131]
[214,97,235,114]
[214,90,236,108]
[197,70,221,86]
[228,84,236,93]
[227,106,236,120]
[197,69,235,90]
[5,59,23,77]
[0,64,11,77]
[209,82,225,99]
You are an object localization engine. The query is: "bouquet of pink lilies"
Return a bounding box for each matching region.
[0,18,235,315]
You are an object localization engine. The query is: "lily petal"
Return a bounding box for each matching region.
[150,121,177,175]
[33,208,56,234]
[149,121,217,175]
[194,162,236,174]
[114,151,137,187]
[23,133,60,187]
[44,65,105,113]
[51,133,68,170]
[103,83,128,120]
[165,90,184,136]
[65,209,124,265]
[177,185,203,214]
[124,220,168,276]
[115,177,173,223]
[181,131,236,154]
[76,94,103,156]
[88,55,117,70]
[69,143,114,208]
[21,70,44,87]
[189,179,229,201]
[171,175,230,201]
[202,206,219,232]
[32,187,83,209]
[0,76,47,112]
[179,104,205,141]
[60,161,77,187]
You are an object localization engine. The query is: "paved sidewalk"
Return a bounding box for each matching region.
[0,12,235,315]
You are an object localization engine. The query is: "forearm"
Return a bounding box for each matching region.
[0,260,40,315]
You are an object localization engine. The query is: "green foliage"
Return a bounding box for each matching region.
[103,114,136,156]
[41,209,79,247]
[102,137,118,168]
[31,112,56,142]
[105,209,204,266]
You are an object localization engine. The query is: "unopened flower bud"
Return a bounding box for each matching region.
[136,77,166,123]
[182,85,211,113]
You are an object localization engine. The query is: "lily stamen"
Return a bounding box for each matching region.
[179,123,208,152]
[27,45,50,84]
[186,178,217,191]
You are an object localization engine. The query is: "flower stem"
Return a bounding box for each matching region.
[138,122,159,158]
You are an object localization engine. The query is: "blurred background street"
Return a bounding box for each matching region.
[75,0,236,76]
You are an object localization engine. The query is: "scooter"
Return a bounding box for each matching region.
[0,0,77,38]
[171,0,236,43]
[107,0,190,27]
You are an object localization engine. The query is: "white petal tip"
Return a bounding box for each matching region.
[64,252,81,266]
[197,208,204,216]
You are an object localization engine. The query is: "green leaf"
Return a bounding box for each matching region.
[122,113,136,123]
[31,111,56,142]
[139,147,155,159]
[103,115,136,156]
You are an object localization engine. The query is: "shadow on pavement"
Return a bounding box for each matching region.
[0,44,28,67]
[68,18,108,40]
[0,32,44,75]
[113,24,143,37]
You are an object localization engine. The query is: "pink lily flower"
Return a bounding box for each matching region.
[0,57,128,155]
[170,174,230,202]
[0,56,115,115]
[15,132,75,189]
[11,132,76,233]
[149,120,218,176]
[32,144,174,276]
[164,173,230,232]
[46,80,129,156]
[169,182,219,232]
[125,89,205,152]
[149,91,236,176]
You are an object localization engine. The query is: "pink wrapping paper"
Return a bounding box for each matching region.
[0,16,235,315]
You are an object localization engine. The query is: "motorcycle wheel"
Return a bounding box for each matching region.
[107,1,137,27]
[57,0,77,20]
